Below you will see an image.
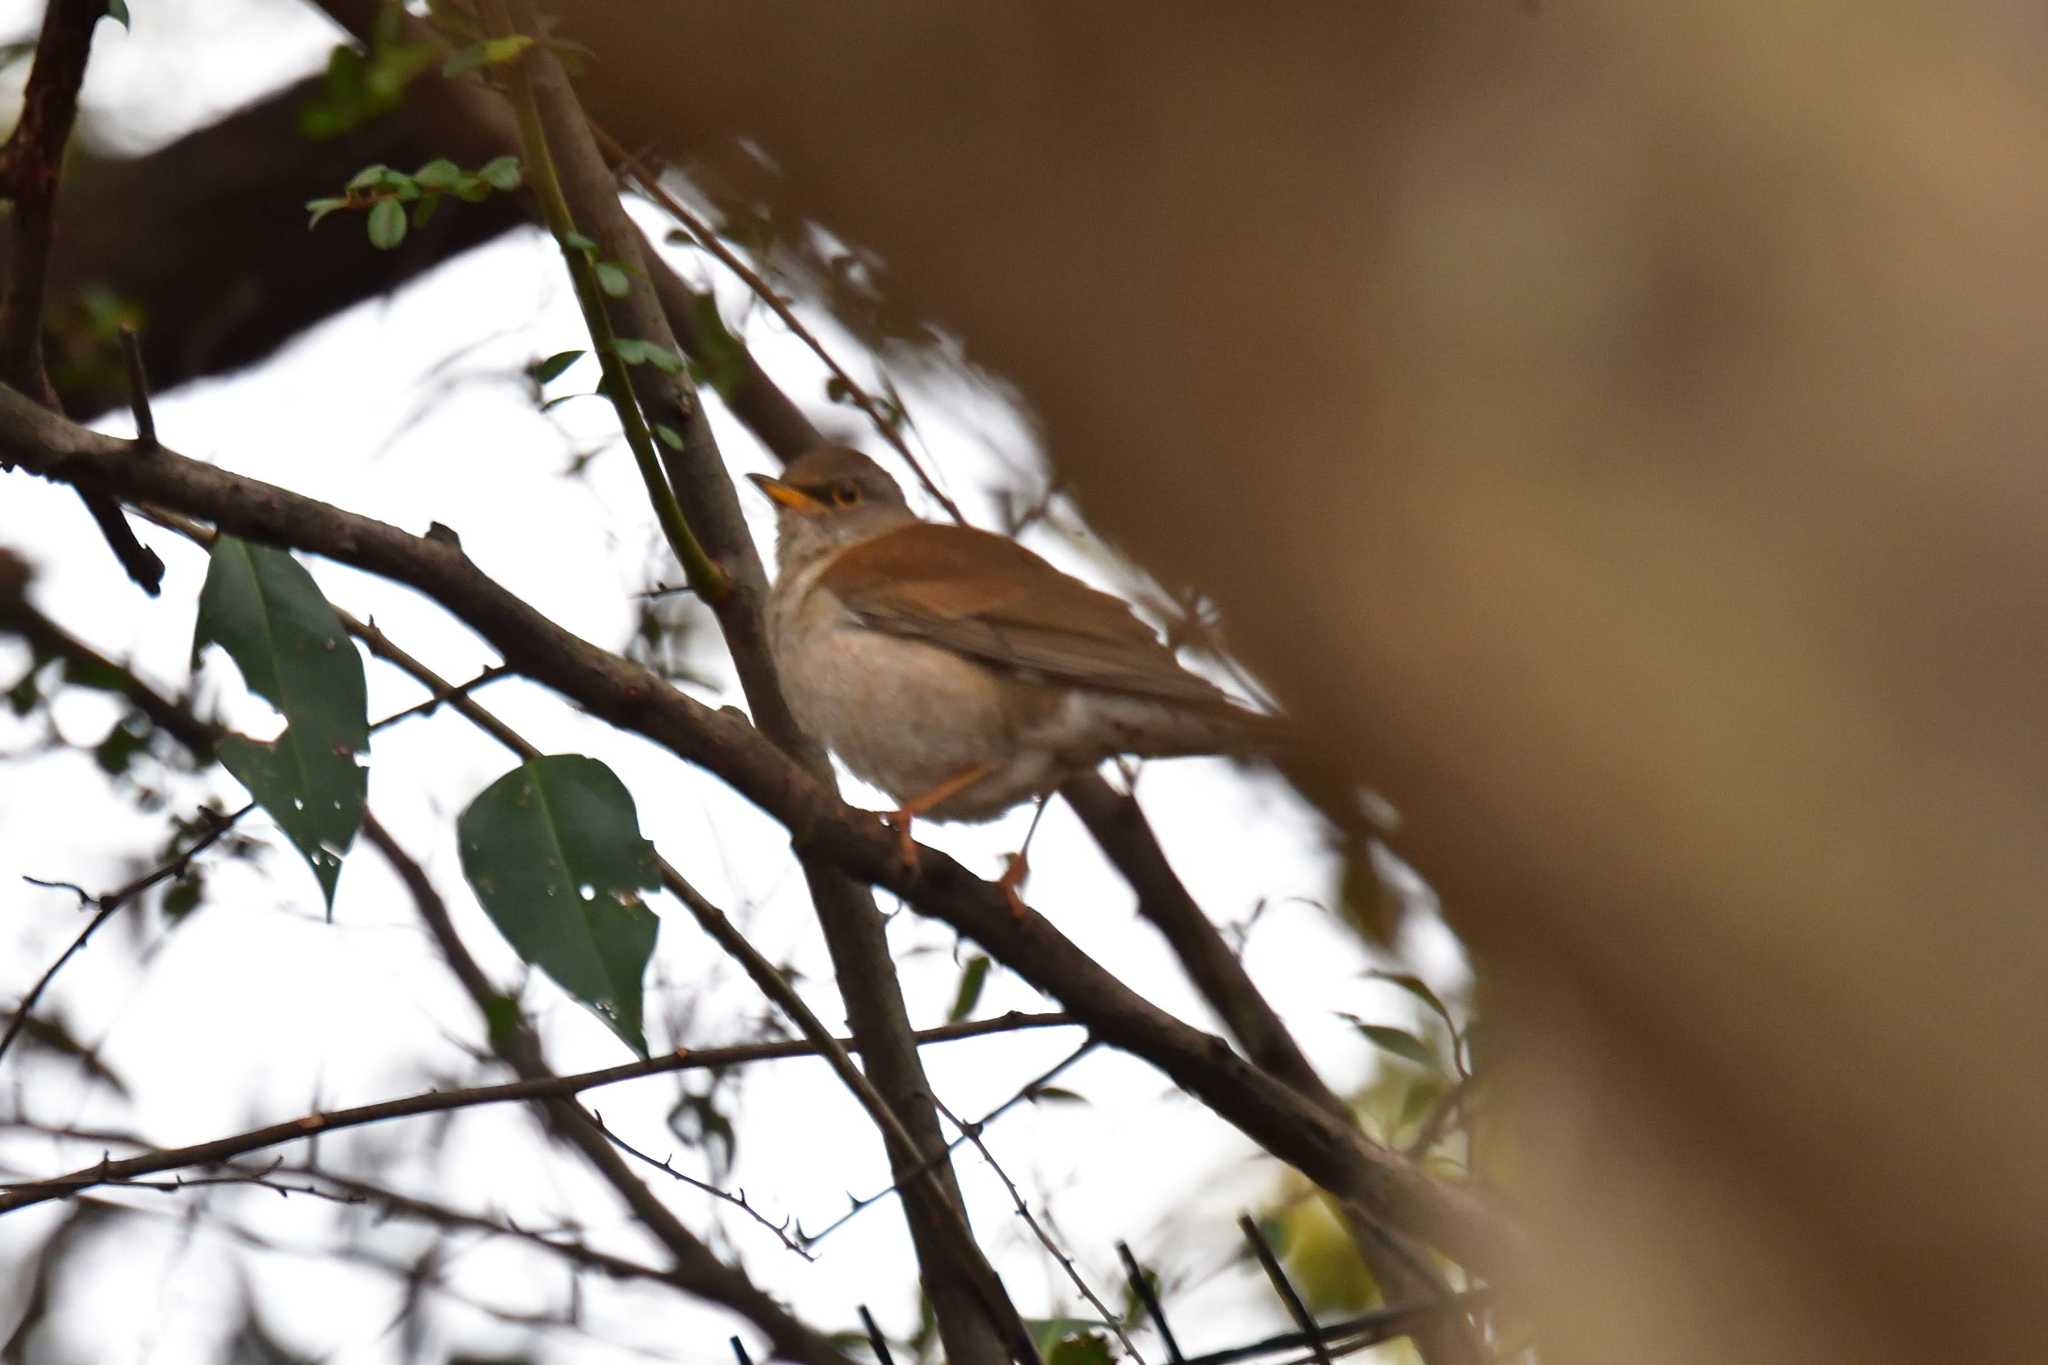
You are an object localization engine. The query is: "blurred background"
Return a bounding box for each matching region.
[3,3,2046,1363]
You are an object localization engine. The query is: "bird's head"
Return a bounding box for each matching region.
[749,445,918,572]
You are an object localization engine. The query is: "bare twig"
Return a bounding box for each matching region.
[935,1092,1145,1365]
[594,125,965,526]
[0,384,1501,1273]
[588,1107,813,1260]
[4,803,252,1071]
[117,325,156,448]
[0,0,162,594]
[803,1039,1099,1248]
[1238,1215,1333,1365]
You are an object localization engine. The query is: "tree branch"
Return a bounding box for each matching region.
[1062,778,1481,1365]
[0,386,1501,1272]
[0,0,161,594]
[472,8,1033,1359]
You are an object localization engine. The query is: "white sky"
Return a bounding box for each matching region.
[0,5,1469,1362]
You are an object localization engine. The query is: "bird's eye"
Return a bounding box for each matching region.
[831,481,861,507]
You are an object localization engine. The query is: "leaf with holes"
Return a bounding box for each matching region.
[193,538,367,910]
[457,755,660,1056]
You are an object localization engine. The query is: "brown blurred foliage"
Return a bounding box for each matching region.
[569,5,2048,1361]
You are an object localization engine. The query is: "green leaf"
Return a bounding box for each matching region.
[593,260,630,298]
[1342,1016,1442,1073]
[367,197,407,250]
[651,422,684,451]
[345,163,390,192]
[612,338,684,376]
[478,155,522,191]
[561,230,598,254]
[92,714,149,776]
[411,193,442,228]
[5,669,37,716]
[479,34,533,65]
[1026,1324,1114,1365]
[947,954,990,1023]
[440,41,489,79]
[1365,969,1457,1037]
[457,755,661,1056]
[530,349,584,385]
[412,158,464,191]
[1025,1084,1087,1105]
[161,874,203,922]
[103,0,129,30]
[304,196,350,231]
[193,539,368,910]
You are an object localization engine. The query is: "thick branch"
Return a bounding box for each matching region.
[477,7,1029,1359]
[0,392,1500,1271]
[0,0,161,594]
[1063,778,1480,1364]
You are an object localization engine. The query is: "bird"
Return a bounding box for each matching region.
[749,445,1275,899]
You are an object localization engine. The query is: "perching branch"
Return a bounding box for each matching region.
[474,8,1036,1360]
[0,389,1501,1274]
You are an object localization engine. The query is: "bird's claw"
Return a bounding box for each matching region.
[882,809,920,878]
[997,851,1031,918]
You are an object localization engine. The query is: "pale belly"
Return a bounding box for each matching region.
[771,599,1060,821]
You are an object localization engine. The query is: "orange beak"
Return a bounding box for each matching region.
[746,472,826,514]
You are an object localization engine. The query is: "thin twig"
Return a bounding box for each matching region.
[592,125,965,526]
[1238,1216,1332,1365]
[802,1039,1099,1248]
[3,803,253,1071]
[934,1092,1145,1365]
[0,1011,1075,1216]
[1118,1241,1187,1365]
[588,1107,813,1260]
[117,325,156,448]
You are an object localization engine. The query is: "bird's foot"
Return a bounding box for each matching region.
[996,851,1031,917]
[881,808,921,877]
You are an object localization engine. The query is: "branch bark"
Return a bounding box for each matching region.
[0,392,1502,1273]
[0,0,161,594]
[475,7,1031,1359]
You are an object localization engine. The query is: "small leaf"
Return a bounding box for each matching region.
[193,538,368,910]
[479,33,533,65]
[103,0,129,29]
[92,714,149,776]
[947,954,991,1023]
[411,192,442,228]
[1024,1084,1087,1105]
[345,163,390,191]
[1342,1016,1442,1073]
[609,338,684,374]
[561,230,598,254]
[457,755,661,1057]
[161,874,203,923]
[440,41,489,78]
[1048,1337,1114,1365]
[1365,969,1457,1037]
[651,422,684,451]
[529,349,585,385]
[6,670,37,716]
[367,197,407,250]
[412,158,464,191]
[304,196,350,231]
[593,260,630,298]
[478,155,522,191]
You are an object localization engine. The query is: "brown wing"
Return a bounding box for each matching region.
[819,522,1230,706]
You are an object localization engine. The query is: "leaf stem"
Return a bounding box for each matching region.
[478,0,727,600]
